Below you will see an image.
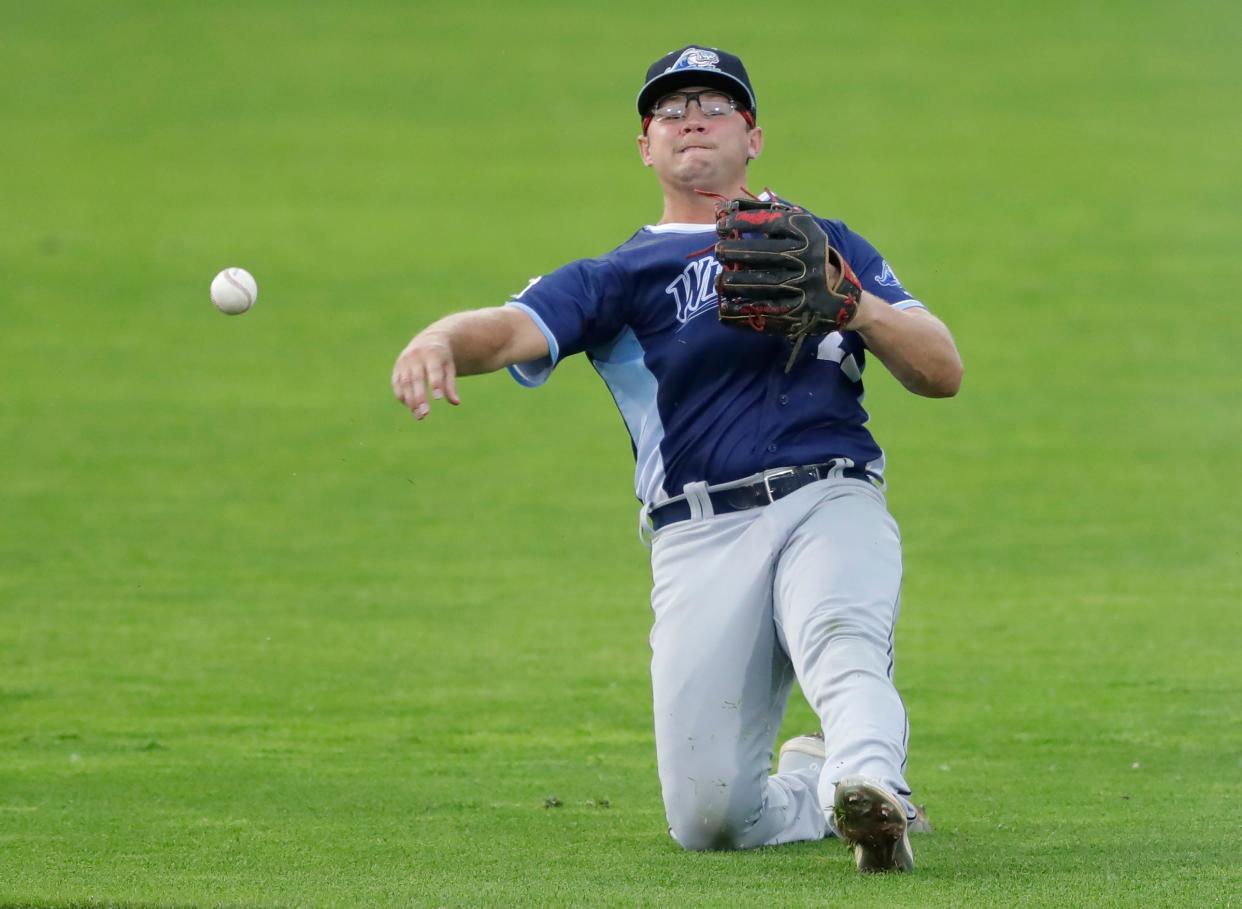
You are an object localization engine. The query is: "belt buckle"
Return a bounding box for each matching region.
[761,467,798,503]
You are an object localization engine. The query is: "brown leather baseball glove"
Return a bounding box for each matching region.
[714,197,863,370]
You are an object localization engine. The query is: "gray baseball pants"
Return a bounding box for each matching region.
[647,477,913,850]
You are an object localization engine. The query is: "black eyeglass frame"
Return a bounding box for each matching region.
[649,89,742,121]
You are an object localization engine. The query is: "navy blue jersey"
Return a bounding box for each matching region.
[506,209,926,506]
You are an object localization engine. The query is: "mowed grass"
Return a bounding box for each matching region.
[2,1,1240,907]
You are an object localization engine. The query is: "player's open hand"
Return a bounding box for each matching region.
[392,331,461,420]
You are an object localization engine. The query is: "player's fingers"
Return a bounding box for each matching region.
[425,356,447,402]
[443,358,460,406]
[392,354,431,419]
[409,371,430,419]
[393,376,419,413]
[391,361,414,406]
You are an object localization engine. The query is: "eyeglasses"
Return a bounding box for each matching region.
[649,90,740,122]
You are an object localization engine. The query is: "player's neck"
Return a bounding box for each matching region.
[658,185,731,225]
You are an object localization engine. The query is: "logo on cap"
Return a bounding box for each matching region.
[669,48,720,72]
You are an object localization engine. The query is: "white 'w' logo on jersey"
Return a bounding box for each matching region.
[665,257,722,324]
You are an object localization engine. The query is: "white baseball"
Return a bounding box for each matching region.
[210,267,258,315]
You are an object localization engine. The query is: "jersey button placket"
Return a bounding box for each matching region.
[755,351,789,465]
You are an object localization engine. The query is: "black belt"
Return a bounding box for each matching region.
[649,463,878,532]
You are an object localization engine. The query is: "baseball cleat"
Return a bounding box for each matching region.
[908,802,933,835]
[776,732,825,775]
[832,776,913,873]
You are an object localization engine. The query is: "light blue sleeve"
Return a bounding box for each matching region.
[504,298,559,387]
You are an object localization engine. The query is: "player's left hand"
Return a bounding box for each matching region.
[713,197,863,367]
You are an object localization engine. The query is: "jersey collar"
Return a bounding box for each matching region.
[645,223,716,233]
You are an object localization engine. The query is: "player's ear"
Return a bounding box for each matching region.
[637,133,654,167]
[746,126,764,162]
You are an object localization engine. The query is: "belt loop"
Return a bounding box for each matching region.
[683,481,712,520]
[638,502,654,548]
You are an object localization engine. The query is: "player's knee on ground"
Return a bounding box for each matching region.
[664,783,763,851]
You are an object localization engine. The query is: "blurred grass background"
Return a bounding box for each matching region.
[2,1,1240,906]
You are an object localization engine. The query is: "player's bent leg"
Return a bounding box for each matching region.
[649,511,826,850]
[771,480,918,827]
[660,745,829,851]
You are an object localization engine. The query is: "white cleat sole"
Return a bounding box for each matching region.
[776,733,826,775]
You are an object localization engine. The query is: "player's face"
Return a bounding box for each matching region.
[637,86,763,193]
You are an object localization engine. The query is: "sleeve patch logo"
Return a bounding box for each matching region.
[512,275,543,300]
[874,261,902,288]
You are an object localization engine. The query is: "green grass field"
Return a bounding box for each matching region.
[3,1,1240,906]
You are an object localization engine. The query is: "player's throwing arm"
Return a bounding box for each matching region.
[391,307,549,420]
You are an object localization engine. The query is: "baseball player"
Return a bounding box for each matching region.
[391,45,962,873]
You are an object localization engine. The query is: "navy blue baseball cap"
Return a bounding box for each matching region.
[636,45,757,118]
